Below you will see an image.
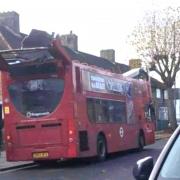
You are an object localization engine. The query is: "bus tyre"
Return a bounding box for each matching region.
[97,135,107,161]
[138,133,145,151]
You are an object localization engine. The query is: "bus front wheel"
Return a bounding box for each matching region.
[97,135,107,161]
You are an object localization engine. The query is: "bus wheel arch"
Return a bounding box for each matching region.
[138,130,145,151]
[96,132,107,161]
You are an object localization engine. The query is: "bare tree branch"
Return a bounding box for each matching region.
[130,7,180,89]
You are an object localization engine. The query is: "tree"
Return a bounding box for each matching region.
[130,7,180,130]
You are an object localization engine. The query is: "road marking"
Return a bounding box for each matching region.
[0,164,38,174]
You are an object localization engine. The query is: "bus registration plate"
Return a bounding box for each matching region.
[33,152,48,159]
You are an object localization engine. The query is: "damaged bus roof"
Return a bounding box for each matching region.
[0,40,72,76]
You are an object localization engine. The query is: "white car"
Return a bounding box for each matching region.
[133,125,180,180]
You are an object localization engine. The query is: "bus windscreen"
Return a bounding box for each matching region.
[8,78,64,118]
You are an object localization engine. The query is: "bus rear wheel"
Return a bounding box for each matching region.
[97,135,107,161]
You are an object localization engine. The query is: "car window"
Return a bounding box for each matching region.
[157,134,180,180]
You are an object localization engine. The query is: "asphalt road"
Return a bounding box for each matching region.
[0,139,167,180]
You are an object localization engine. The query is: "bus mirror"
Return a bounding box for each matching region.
[133,156,153,180]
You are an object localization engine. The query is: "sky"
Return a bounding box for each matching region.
[0,0,180,87]
[1,0,180,62]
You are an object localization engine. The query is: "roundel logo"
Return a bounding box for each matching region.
[119,127,124,138]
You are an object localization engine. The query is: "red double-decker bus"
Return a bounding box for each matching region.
[0,38,155,162]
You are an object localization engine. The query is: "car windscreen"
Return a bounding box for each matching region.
[8,78,64,118]
[157,133,180,180]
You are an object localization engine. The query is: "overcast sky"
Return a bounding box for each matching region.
[1,0,180,64]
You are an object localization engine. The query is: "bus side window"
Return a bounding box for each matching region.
[75,67,81,93]
[108,102,114,122]
[87,98,110,123]
[87,98,96,122]
[94,99,105,123]
[101,100,109,122]
[112,101,126,123]
[87,98,126,123]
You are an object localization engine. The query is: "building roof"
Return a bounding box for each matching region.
[64,46,130,73]
[123,67,166,89]
[22,29,52,48]
[0,25,25,49]
[123,68,141,77]
[150,77,166,89]
[64,46,115,71]
[0,28,130,73]
[115,63,130,73]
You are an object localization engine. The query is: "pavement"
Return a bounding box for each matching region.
[0,151,34,171]
[155,130,172,140]
[0,130,173,171]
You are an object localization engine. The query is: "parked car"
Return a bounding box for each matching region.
[133,125,180,180]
